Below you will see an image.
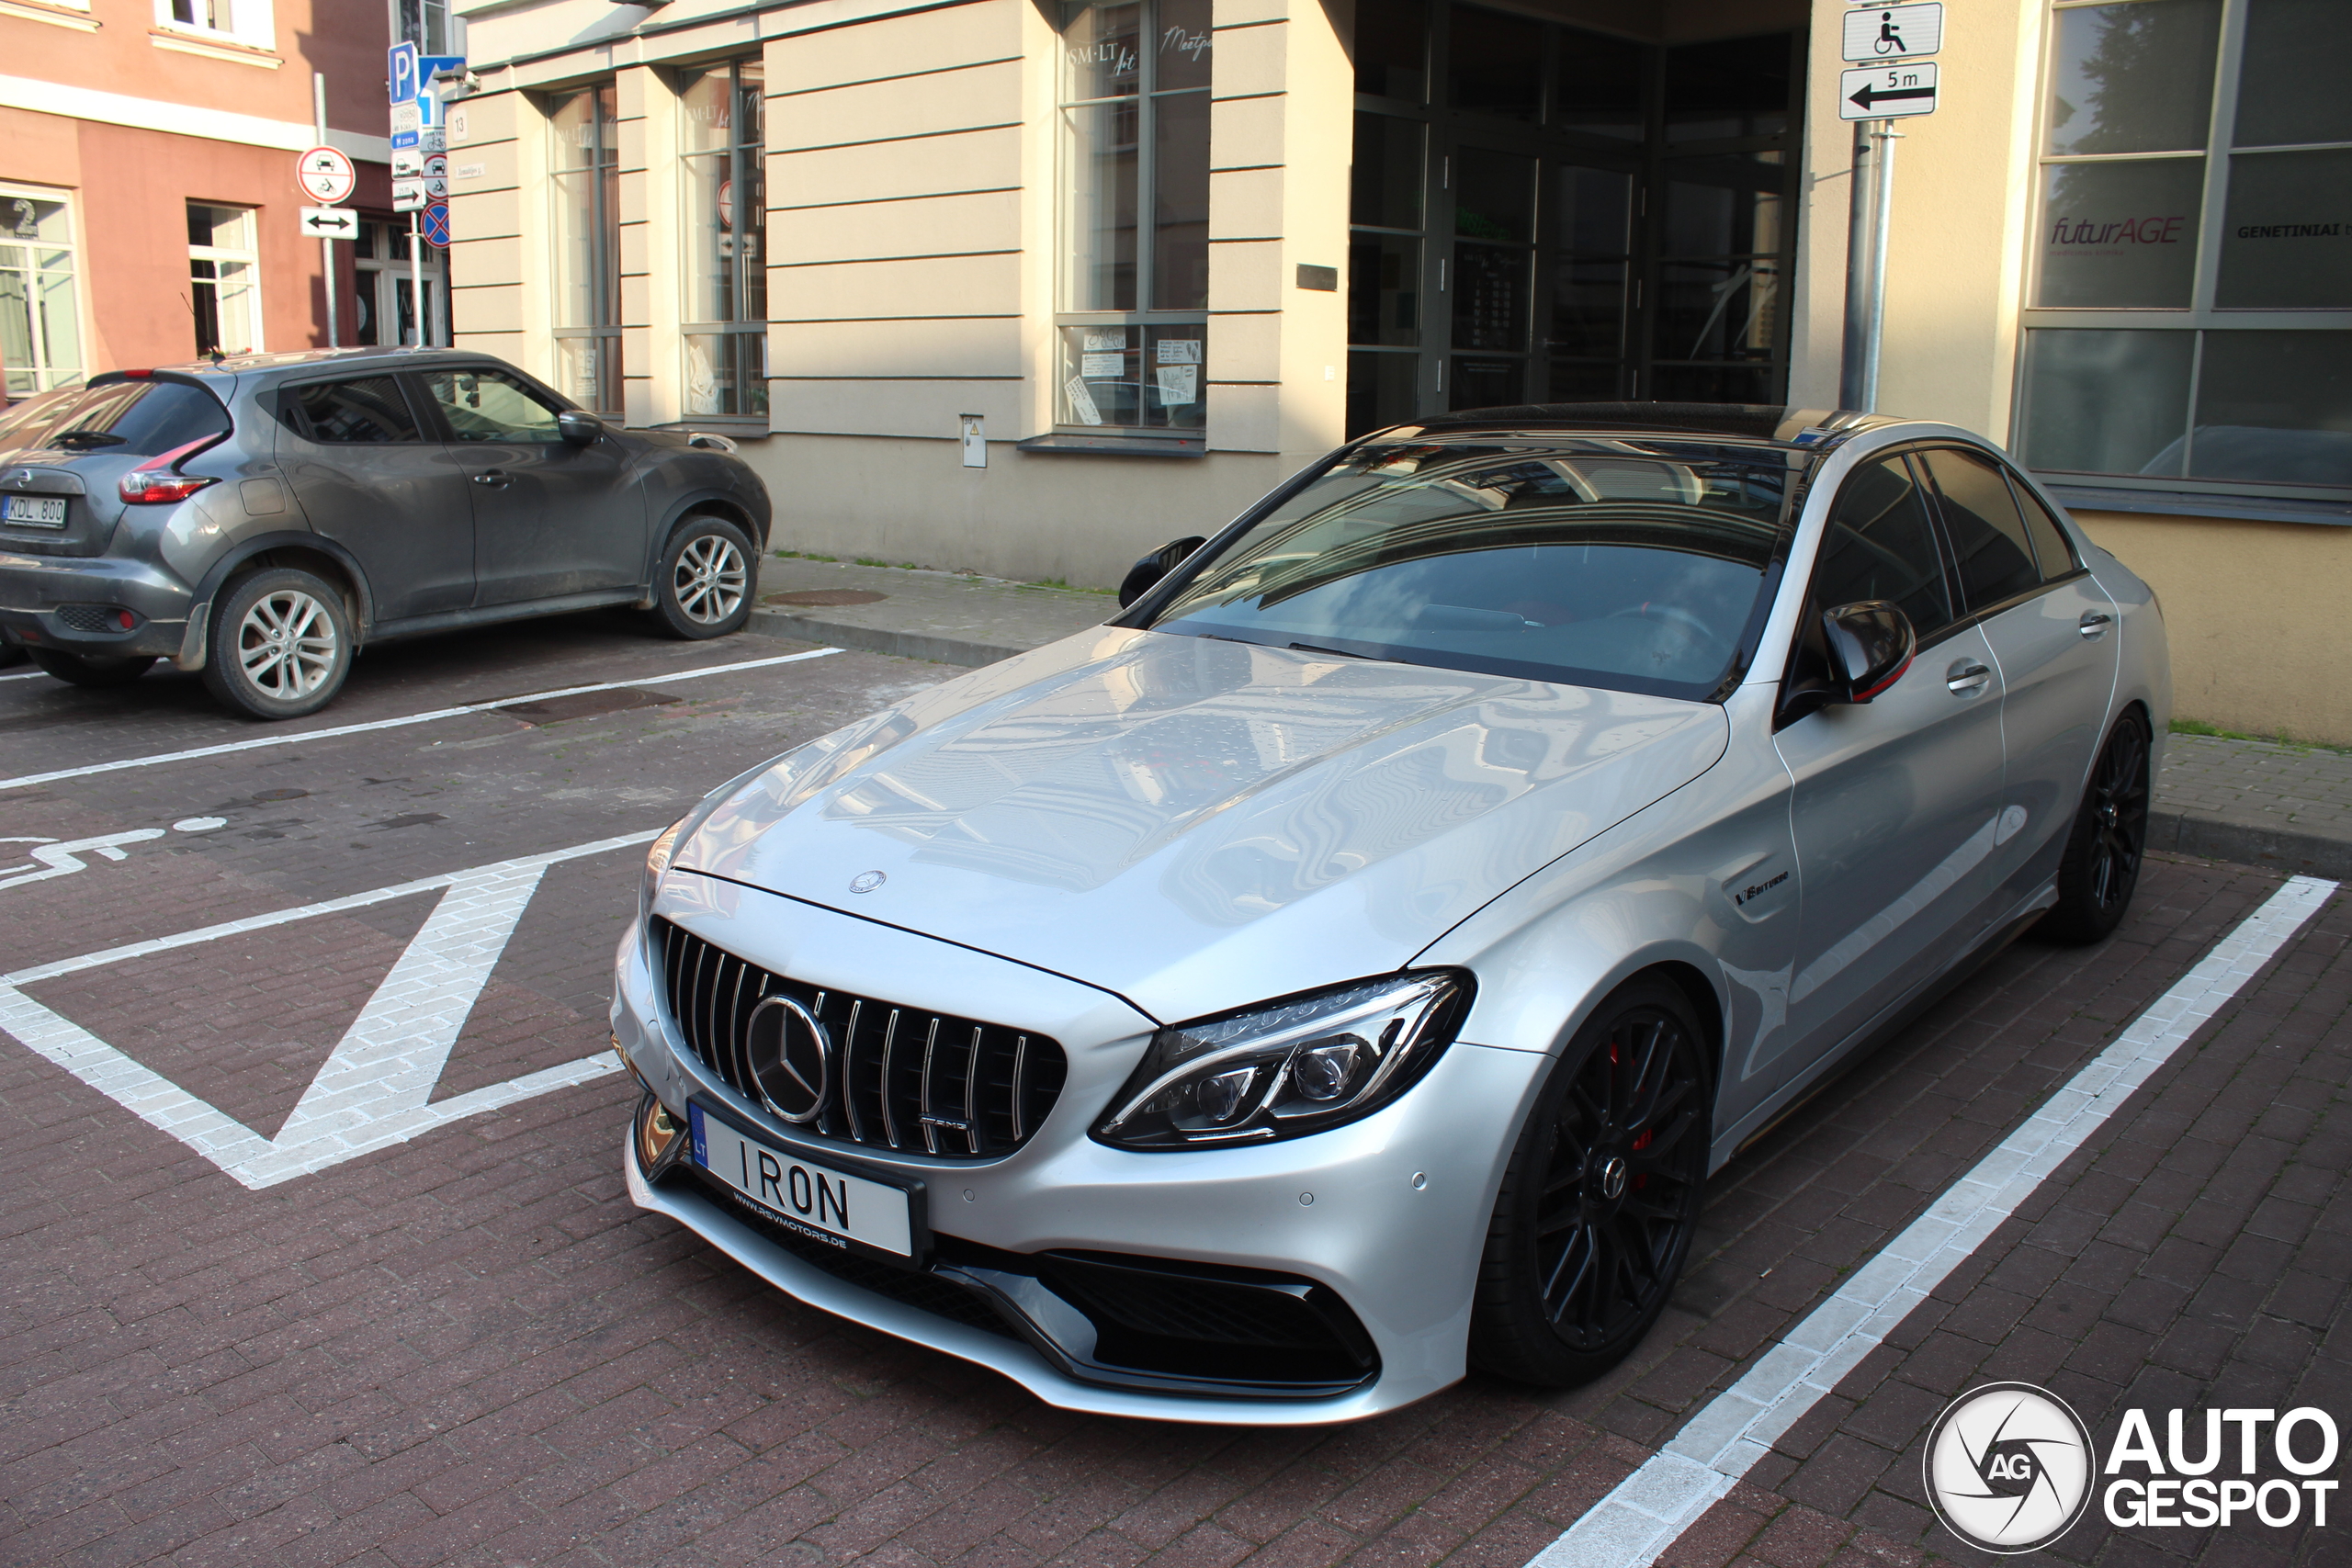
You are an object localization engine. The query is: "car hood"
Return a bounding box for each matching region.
[675,626,1727,1022]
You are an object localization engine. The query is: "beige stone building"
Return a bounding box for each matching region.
[440,0,2352,739]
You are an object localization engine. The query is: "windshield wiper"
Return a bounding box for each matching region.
[1287,640,1373,660]
[50,429,125,449]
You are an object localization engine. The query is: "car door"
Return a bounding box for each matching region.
[1768,451,2010,1072]
[1920,446,2121,900]
[274,373,476,621]
[413,366,643,607]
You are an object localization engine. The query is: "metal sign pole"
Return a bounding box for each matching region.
[314,74,340,348]
[1838,118,1876,410]
[409,213,424,346]
[1862,120,1902,411]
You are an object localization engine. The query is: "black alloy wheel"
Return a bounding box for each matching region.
[1470,976,1712,1386]
[28,647,157,687]
[2039,715,2152,945]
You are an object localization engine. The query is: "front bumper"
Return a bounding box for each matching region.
[612,880,1551,1423]
[0,550,197,659]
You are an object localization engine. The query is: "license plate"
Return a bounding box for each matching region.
[688,1102,918,1260]
[2,495,65,527]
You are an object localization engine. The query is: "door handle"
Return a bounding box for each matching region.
[1946,660,1993,697]
[471,469,513,489]
[2078,612,2112,638]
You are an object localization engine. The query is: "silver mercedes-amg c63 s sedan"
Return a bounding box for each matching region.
[611,403,2167,1425]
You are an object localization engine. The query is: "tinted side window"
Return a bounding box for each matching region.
[2005,472,2081,578]
[1815,455,1953,638]
[1922,447,2040,609]
[423,368,562,443]
[44,380,231,457]
[287,378,422,443]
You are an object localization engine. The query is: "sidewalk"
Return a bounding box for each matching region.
[746,557,2352,881]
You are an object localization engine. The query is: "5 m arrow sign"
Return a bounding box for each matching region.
[1840,62,1939,118]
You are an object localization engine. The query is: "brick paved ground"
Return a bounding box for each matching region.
[1,616,2344,1568]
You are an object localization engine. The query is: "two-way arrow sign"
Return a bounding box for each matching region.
[300,206,359,239]
[1839,62,1939,119]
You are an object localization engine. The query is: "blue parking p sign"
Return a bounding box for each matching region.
[389,40,417,105]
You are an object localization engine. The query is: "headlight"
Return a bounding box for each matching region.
[1092,972,1471,1150]
[641,816,687,915]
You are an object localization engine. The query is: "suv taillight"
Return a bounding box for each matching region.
[119,434,224,504]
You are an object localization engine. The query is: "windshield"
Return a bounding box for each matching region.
[39,379,232,457]
[1143,439,1804,700]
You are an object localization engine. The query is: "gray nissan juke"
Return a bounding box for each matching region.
[0,346,772,718]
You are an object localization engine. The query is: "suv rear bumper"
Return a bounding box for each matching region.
[0,552,197,659]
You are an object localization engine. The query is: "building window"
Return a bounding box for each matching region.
[2017,0,2352,495]
[1056,0,1211,434]
[680,59,767,421]
[155,0,275,49]
[0,186,84,398]
[550,84,623,416]
[394,0,455,54]
[187,202,260,357]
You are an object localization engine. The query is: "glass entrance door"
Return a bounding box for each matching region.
[1347,0,1804,436]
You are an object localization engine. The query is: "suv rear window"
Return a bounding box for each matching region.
[44,380,232,457]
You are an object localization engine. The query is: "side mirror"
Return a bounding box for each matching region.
[1820,600,1916,703]
[1118,535,1207,609]
[557,410,603,446]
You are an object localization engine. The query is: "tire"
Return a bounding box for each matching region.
[1469,976,1713,1387]
[2036,714,2151,946]
[199,568,353,720]
[28,647,157,687]
[650,515,754,639]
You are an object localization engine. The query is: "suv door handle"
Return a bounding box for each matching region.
[1946,660,1993,697]
[2078,612,2112,638]
[472,469,513,489]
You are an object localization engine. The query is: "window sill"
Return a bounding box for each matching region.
[2040,479,2352,527]
[149,27,281,65]
[1017,432,1206,457]
[1,0,99,30]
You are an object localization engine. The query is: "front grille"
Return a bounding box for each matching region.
[652,917,1068,1161]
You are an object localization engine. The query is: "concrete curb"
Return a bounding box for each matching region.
[2148,809,2352,883]
[746,609,1030,669]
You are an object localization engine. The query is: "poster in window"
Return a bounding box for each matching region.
[1066,376,1104,424]
[1157,338,1202,364]
[1081,352,1125,378]
[1156,364,1197,405]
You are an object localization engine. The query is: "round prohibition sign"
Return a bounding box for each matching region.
[297,145,356,205]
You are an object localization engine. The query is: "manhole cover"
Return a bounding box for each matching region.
[498,688,681,726]
[763,589,888,607]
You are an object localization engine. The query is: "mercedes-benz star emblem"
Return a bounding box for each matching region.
[1599,1156,1628,1201]
[744,995,831,1125]
[1924,1382,2095,1553]
[848,870,886,894]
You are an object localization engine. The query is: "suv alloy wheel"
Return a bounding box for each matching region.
[201,567,354,720]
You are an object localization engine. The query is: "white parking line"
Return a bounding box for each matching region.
[0,645,844,793]
[0,829,660,1188]
[1533,874,2339,1568]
